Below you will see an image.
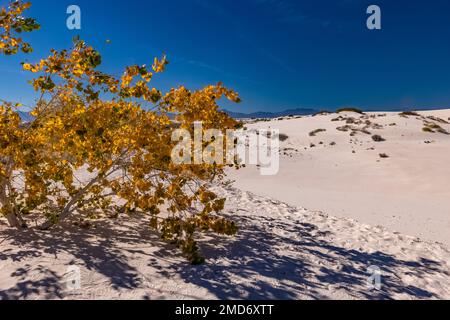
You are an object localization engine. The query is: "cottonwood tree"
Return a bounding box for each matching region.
[0,1,39,55]
[0,1,241,263]
[0,1,40,228]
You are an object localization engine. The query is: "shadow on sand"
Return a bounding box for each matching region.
[0,212,445,300]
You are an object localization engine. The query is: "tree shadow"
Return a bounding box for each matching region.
[0,211,447,300]
[0,216,173,299]
[153,214,446,299]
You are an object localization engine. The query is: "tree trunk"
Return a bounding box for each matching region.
[5,212,23,230]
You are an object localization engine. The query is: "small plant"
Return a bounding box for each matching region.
[399,111,420,117]
[278,133,289,142]
[423,122,450,135]
[309,128,326,137]
[437,128,450,135]
[336,125,351,132]
[313,110,331,116]
[379,153,389,158]
[427,116,449,124]
[336,107,364,114]
[372,134,386,142]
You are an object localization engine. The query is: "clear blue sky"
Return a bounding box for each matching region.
[2,0,450,112]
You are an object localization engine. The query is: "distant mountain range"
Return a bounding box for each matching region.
[17,108,325,122]
[17,108,323,122]
[223,108,322,119]
[18,111,34,122]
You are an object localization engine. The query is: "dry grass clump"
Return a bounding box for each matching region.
[331,116,344,122]
[423,122,449,135]
[313,110,331,116]
[379,153,389,158]
[278,133,289,141]
[309,128,327,136]
[372,134,386,142]
[427,116,449,124]
[336,107,364,114]
[399,111,420,117]
[336,125,351,132]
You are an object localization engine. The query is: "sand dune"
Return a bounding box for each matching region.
[1,184,450,300]
[228,109,450,246]
[1,109,450,300]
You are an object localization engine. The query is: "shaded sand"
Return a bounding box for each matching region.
[227,109,450,246]
[1,109,450,300]
[1,185,450,300]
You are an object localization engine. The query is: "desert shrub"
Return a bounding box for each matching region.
[427,116,449,124]
[331,116,343,122]
[312,110,331,116]
[336,107,364,114]
[309,128,326,137]
[346,117,355,124]
[379,153,389,158]
[278,133,289,142]
[0,1,241,264]
[336,125,351,132]
[423,122,449,135]
[372,134,386,142]
[399,111,420,117]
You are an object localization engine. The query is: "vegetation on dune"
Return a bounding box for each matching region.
[371,134,386,142]
[278,133,289,142]
[312,110,331,116]
[309,128,326,137]
[0,1,241,264]
[336,107,364,114]
[422,122,450,135]
[399,111,420,117]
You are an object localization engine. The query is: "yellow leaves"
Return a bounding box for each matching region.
[10,37,19,47]
[0,1,39,55]
[0,32,242,264]
[22,63,32,71]
[73,66,84,77]
[21,2,32,11]
[121,73,133,88]
[152,55,168,73]
[109,85,118,93]
[22,60,44,73]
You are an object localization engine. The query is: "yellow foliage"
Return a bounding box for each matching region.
[0,2,240,263]
[0,1,40,55]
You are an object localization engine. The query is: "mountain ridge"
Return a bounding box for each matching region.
[223,107,322,119]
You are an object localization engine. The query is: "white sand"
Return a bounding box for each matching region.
[228,109,450,246]
[1,109,450,300]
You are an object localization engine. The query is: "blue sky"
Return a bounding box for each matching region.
[1,0,450,112]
